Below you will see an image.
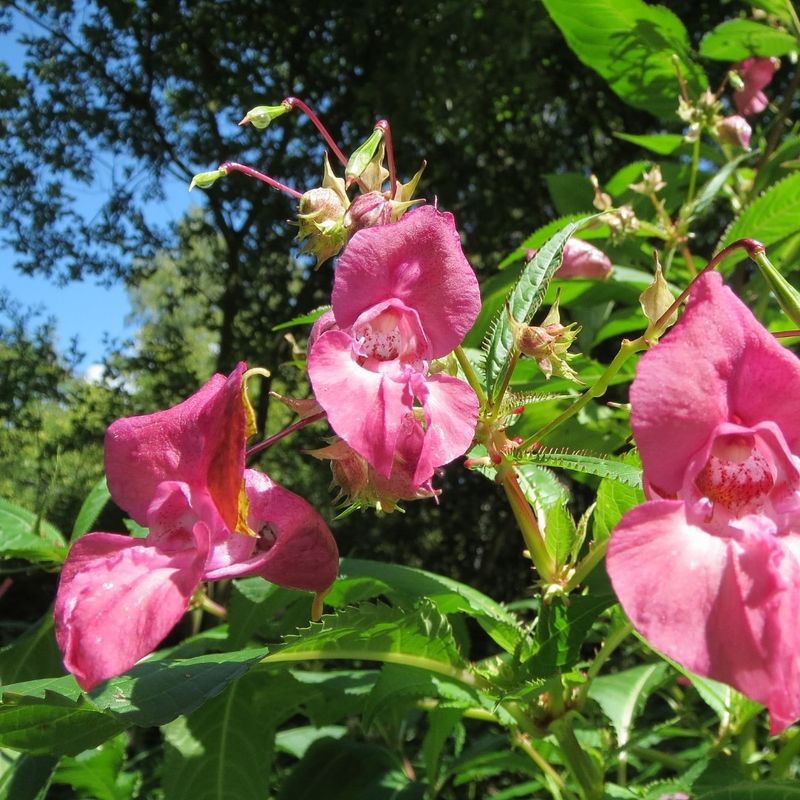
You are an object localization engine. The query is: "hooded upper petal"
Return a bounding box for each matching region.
[105,363,250,530]
[330,206,480,357]
[54,486,209,691]
[630,272,800,497]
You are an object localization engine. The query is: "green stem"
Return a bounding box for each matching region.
[491,349,521,418]
[550,717,604,800]
[454,346,487,406]
[771,727,800,778]
[686,136,701,206]
[500,465,556,582]
[517,336,647,451]
[577,620,633,706]
[565,539,608,593]
[512,731,569,798]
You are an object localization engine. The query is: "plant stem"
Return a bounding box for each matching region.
[283,97,349,166]
[550,717,604,800]
[374,119,398,197]
[246,411,326,459]
[454,346,487,405]
[512,731,569,797]
[771,727,800,778]
[577,620,633,706]
[517,336,646,451]
[565,539,609,593]
[219,161,303,199]
[686,136,701,206]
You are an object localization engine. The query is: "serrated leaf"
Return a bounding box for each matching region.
[52,734,134,800]
[517,449,643,488]
[0,497,66,566]
[614,133,685,155]
[718,173,800,264]
[484,217,594,401]
[271,305,330,332]
[593,459,646,543]
[699,19,798,61]
[422,707,464,786]
[70,477,110,540]
[544,502,577,568]
[543,0,707,118]
[161,670,305,800]
[263,601,469,679]
[697,783,800,800]
[588,662,668,747]
[330,558,523,654]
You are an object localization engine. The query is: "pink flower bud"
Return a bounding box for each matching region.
[557,239,613,280]
[717,115,752,150]
[344,191,393,233]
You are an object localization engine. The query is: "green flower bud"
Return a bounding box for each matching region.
[188,166,229,191]
[238,102,291,129]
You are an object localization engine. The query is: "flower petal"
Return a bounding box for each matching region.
[608,500,800,733]
[105,363,250,529]
[308,330,408,477]
[205,470,339,593]
[331,206,480,357]
[631,272,800,496]
[54,526,208,691]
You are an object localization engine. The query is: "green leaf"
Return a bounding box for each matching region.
[331,559,523,654]
[161,670,305,800]
[699,19,798,61]
[275,737,413,800]
[588,662,668,747]
[483,216,594,401]
[545,172,594,216]
[613,132,685,155]
[718,173,800,265]
[52,734,135,800]
[543,0,707,118]
[0,614,63,685]
[422,707,464,786]
[688,151,752,218]
[0,694,125,757]
[523,594,616,678]
[517,449,643,488]
[593,462,646,543]
[750,0,796,26]
[263,601,471,681]
[0,497,67,566]
[544,502,577,568]
[697,783,800,800]
[271,305,330,332]
[71,477,110,540]
[0,752,59,800]
[275,725,348,759]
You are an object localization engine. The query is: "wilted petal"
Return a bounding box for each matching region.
[205,470,339,592]
[331,206,480,357]
[54,525,208,691]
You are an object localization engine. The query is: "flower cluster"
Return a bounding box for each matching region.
[608,272,800,733]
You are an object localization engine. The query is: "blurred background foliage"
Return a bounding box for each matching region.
[0,0,758,614]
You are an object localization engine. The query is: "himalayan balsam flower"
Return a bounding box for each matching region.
[307,206,480,492]
[735,57,778,117]
[526,238,612,280]
[607,273,800,733]
[55,363,338,690]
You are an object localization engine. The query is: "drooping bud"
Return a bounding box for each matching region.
[238,103,291,129]
[343,191,422,234]
[296,187,348,267]
[510,297,583,384]
[189,166,229,191]
[557,239,613,280]
[716,115,752,150]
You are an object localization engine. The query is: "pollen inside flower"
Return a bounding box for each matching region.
[351,302,430,368]
[695,434,775,515]
[354,310,403,360]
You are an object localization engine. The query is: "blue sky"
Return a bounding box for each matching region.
[1,14,196,369]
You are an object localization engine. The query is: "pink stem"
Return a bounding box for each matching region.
[246,411,326,459]
[219,161,303,199]
[774,330,800,339]
[374,120,397,197]
[283,97,349,167]
[654,238,765,332]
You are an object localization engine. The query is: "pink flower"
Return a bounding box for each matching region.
[717,115,752,150]
[55,363,338,690]
[607,272,800,733]
[735,57,779,116]
[307,206,480,490]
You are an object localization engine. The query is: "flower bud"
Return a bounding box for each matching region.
[716,115,752,150]
[188,166,228,191]
[556,239,613,280]
[296,187,348,267]
[238,103,291,129]
[629,165,666,196]
[346,128,384,185]
[343,191,421,234]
